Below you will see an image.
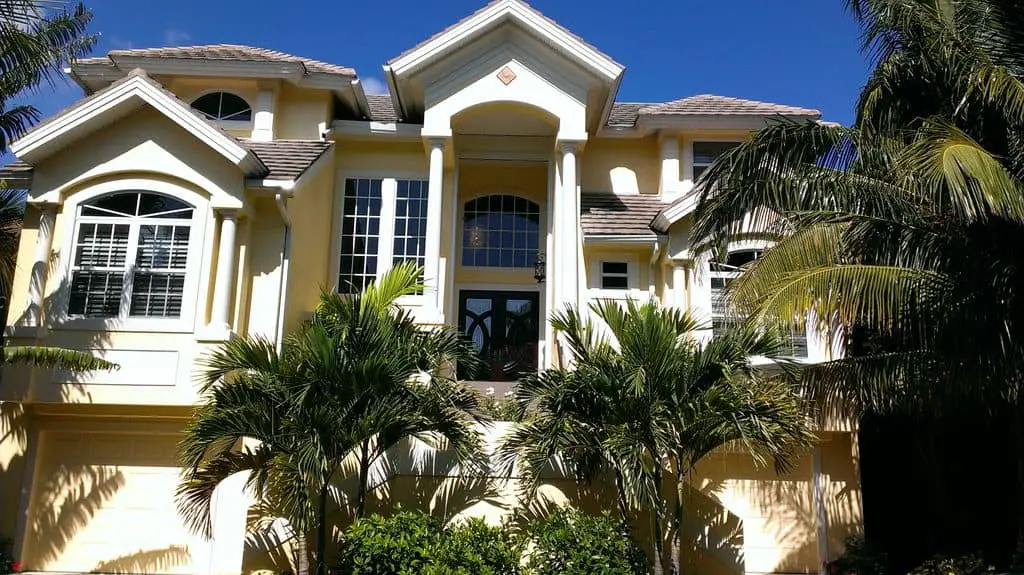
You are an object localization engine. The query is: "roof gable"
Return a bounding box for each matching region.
[387,0,623,81]
[10,68,266,176]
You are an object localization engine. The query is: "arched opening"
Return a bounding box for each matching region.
[191,92,252,122]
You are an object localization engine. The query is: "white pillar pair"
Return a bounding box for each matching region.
[553,141,581,314]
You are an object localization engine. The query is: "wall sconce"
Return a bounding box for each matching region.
[533,251,546,283]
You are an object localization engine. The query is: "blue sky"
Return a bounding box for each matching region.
[8,0,870,160]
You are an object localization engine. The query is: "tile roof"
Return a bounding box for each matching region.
[78,44,355,76]
[365,94,398,122]
[580,193,665,237]
[0,160,32,184]
[607,102,655,127]
[16,68,268,176]
[240,139,333,180]
[639,94,820,117]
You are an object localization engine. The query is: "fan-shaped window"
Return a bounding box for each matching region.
[191,92,252,122]
[69,191,196,319]
[462,195,540,268]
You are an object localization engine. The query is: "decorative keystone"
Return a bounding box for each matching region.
[496,66,517,85]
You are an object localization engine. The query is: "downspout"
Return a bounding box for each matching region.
[649,238,663,299]
[274,194,292,353]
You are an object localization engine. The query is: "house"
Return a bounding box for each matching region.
[0,1,862,574]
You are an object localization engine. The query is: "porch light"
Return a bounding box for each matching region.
[533,251,546,283]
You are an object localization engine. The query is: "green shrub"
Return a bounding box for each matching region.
[336,511,522,575]
[336,511,441,575]
[826,536,887,575]
[524,508,649,575]
[0,538,18,575]
[908,554,994,575]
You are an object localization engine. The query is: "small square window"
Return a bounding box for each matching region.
[600,261,630,290]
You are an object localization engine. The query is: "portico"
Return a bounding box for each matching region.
[383,0,624,375]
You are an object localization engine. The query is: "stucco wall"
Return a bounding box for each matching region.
[581,137,661,195]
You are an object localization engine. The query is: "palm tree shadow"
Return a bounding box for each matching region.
[91,545,192,574]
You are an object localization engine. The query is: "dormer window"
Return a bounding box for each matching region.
[191,92,252,122]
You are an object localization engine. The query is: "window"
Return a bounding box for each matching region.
[600,262,630,290]
[68,191,194,319]
[191,92,252,122]
[709,248,807,356]
[692,141,739,181]
[462,195,540,268]
[337,177,429,294]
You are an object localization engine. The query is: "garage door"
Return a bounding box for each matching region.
[22,429,204,574]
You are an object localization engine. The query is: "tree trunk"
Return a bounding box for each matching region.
[356,439,371,519]
[315,482,330,575]
[651,468,667,575]
[613,466,631,523]
[1013,396,1024,566]
[670,465,686,575]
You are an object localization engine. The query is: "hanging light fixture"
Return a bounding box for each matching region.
[467,225,487,248]
[533,251,546,283]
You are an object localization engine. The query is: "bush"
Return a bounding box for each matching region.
[826,536,887,575]
[0,539,19,575]
[336,511,522,575]
[524,508,649,575]
[908,555,994,575]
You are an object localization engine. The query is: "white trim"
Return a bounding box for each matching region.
[330,120,423,140]
[49,177,209,333]
[10,73,261,175]
[584,234,660,244]
[388,0,623,82]
[587,253,645,300]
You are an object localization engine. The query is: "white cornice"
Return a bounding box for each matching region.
[329,120,423,141]
[388,0,623,82]
[11,73,262,175]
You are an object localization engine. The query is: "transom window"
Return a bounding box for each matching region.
[692,141,740,181]
[191,92,252,122]
[69,191,195,319]
[600,262,630,290]
[462,195,540,268]
[337,177,429,294]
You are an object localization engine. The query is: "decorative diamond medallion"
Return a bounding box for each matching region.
[496,66,517,85]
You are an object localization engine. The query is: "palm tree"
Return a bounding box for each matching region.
[499,299,815,575]
[177,264,488,575]
[1,0,95,149]
[689,0,1024,559]
[0,2,109,372]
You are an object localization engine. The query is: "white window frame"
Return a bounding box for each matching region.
[54,178,208,333]
[332,172,430,306]
[458,192,544,272]
[600,261,630,290]
[588,253,642,300]
[688,139,743,182]
[189,90,253,132]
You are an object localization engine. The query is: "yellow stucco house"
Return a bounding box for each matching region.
[0,1,862,573]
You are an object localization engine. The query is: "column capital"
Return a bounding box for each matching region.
[425,136,450,149]
[213,207,240,219]
[27,200,60,213]
[557,139,584,155]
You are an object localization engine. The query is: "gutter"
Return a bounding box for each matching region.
[274,194,292,353]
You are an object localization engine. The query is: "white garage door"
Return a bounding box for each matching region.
[23,429,205,574]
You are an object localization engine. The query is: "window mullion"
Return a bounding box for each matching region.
[377,178,398,278]
[122,223,140,318]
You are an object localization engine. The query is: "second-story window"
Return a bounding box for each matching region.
[68,191,195,319]
[600,262,630,290]
[692,141,739,181]
[337,177,429,294]
[462,195,540,268]
[191,92,252,122]
[710,248,807,357]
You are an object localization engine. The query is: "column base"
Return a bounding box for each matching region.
[196,325,236,343]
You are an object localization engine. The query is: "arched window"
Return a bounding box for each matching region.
[462,195,540,268]
[191,92,252,122]
[69,191,195,319]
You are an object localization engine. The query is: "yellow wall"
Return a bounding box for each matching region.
[275,83,332,140]
[581,136,660,195]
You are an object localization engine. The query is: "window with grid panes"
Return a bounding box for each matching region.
[68,192,194,319]
[462,195,540,268]
[393,180,428,273]
[692,141,740,181]
[338,178,383,293]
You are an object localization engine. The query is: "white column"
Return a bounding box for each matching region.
[210,210,238,332]
[659,134,681,198]
[423,138,447,321]
[672,264,686,310]
[26,203,56,327]
[555,141,580,312]
[250,88,276,141]
[690,254,713,344]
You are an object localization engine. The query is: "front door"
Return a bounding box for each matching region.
[457,290,540,381]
